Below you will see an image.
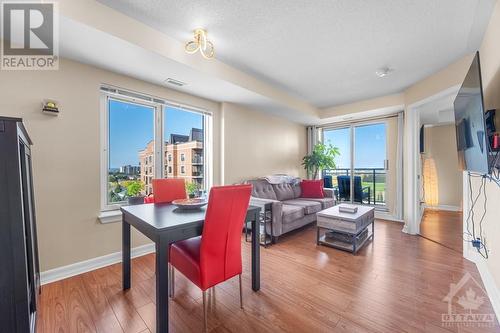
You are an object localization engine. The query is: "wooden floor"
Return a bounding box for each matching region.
[420,209,463,253]
[37,218,499,333]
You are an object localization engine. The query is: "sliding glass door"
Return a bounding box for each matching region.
[323,121,388,209]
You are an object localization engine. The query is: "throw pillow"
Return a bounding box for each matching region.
[300,180,324,198]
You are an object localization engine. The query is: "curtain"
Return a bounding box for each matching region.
[307,126,319,155]
[395,112,404,220]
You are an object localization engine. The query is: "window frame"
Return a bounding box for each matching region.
[100,89,212,212]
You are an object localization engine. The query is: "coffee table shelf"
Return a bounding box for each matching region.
[316,205,375,254]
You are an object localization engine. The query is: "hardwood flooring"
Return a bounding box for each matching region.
[37,218,499,333]
[420,209,463,253]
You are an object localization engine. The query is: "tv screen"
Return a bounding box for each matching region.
[453,52,490,174]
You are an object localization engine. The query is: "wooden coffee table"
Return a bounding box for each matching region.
[316,205,375,254]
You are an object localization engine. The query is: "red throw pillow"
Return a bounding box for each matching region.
[300,180,324,198]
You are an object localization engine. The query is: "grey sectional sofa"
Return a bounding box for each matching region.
[246,179,336,242]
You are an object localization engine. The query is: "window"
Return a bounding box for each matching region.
[163,106,206,190]
[101,88,212,211]
[322,121,388,208]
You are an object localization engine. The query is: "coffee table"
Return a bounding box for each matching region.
[316,205,374,254]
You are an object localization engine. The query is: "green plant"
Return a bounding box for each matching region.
[185,182,199,196]
[125,180,145,197]
[302,142,340,179]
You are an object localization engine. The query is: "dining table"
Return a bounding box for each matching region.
[121,203,262,333]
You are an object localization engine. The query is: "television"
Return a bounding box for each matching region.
[453,52,490,174]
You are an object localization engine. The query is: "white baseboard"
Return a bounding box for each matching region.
[466,250,500,322]
[40,243,155,285]
[423,204,461,212]
[375,211,404,223]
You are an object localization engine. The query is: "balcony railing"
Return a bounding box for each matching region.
[323,168,386,206]
[192,156,203,164]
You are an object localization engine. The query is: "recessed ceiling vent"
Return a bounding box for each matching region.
[164,78,186,87]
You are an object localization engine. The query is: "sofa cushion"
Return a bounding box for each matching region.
[292,183,302,198]
[300,180,325,198]
[299,197,335,209]
[272,183,295,201]
[283,199,322,215]
[281,204,305,224]
[247,179,277,200]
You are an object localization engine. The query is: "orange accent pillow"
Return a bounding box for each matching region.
[300,180,324,198]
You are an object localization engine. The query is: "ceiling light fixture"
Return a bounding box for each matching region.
[375,67,394,78]
[185,28,215,59]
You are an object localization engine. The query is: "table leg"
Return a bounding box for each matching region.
[251,211,260,291]
[122,218,131,290]
[372,220,375,240]
[155,241,168,333]
[156,240,169,333]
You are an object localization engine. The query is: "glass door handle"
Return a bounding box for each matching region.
[384,159,389,170]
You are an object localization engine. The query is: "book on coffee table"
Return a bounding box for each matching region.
[338,204,358,214]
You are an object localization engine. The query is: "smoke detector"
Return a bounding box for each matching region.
[375,67,394,78]
[164,78,186,87]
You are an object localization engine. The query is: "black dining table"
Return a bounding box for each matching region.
[121,203,262,333]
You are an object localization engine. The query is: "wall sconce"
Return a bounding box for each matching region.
[42,100,59,116]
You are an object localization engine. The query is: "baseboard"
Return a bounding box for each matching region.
[40,243,155,285]
[423,204,461,212]
[466,250,500,322]
[375,211,404,223]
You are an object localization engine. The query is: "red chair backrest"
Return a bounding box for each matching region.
[200,184,252,289]
[152,178,187,203]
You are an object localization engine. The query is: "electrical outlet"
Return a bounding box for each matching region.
[472,238,482,249]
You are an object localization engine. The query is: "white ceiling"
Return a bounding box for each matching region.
[97,0,495,108]
[58,16,319,123]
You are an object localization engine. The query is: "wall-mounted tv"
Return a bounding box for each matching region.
[453,52,490,174]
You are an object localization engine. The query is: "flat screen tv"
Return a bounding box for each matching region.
[453,52,490,174]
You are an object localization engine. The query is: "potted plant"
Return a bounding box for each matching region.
[185,182,199,199]
[125,180,145,205]
[302,142,340,179]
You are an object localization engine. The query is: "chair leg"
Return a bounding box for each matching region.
[169,264,175,298]
[239,274,243,309]
[202,290,208,332]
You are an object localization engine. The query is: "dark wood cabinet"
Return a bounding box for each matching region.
[0,116,40,333]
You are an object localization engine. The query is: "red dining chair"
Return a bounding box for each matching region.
[151,178,187,203]
[168,184,252,332]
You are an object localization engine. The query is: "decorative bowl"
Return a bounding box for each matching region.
[172,198,208,210]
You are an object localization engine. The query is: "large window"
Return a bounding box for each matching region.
[101,89,211,210]
[323,121,388,208]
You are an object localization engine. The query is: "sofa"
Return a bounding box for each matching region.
[246,179,336,242]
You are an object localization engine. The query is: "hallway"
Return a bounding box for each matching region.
[420,209,463,253]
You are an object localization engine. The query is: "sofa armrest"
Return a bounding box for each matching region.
[249,196,283,237]
[323,188,334,198]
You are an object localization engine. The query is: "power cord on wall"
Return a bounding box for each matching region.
[464,172,497,259]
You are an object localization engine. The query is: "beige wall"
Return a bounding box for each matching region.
[423,125,462,208]
[474,0,500,295]
[0,58,221,271]
[221,102,307,184]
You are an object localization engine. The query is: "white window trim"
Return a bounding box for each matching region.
[99,87,213,221]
